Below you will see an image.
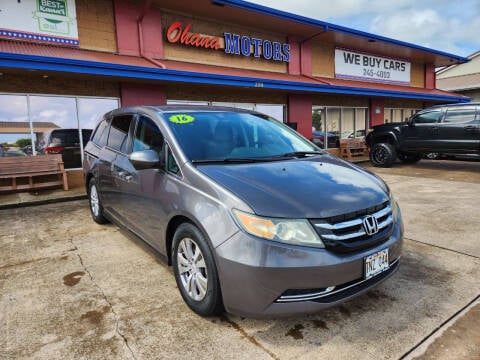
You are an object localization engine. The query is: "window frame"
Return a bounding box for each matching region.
[106,113,135,154]
[411,109,444,125]
[442,107,477,124]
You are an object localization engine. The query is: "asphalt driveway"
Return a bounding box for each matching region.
[1,160,479,359]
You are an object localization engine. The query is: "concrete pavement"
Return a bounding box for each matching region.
[1,161,479,359]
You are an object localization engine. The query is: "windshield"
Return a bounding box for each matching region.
[163,111,319,161]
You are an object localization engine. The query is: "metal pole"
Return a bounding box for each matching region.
[26,94,37,156]
[75,97,84,166]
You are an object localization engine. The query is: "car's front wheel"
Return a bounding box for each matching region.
[370,143,397,167]
[88,178,108,224]
[172,223,223,316]
[398,152,422,164]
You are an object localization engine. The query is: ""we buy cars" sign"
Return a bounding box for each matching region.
[335,48,410,85]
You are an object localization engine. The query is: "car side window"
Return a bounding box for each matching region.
[167,146,180,176]
[412,110,442,124]
[108,115,133,153]
[91,119,109,147]
[134,116,165,157]
[443,108,476,124]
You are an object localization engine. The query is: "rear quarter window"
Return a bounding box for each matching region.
[107,115,134,153]
[91,119,109,147]
[49,130,80,145]
[443,108,476,123]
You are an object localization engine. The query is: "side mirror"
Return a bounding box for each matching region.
[129,149,161,170]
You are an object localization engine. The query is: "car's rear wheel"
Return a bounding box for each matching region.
[172,223,223,316]
[370,143,397,167]
[88,178,108,224]
[398,152,422,164]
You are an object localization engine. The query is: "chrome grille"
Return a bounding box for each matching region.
[311,202,394,253]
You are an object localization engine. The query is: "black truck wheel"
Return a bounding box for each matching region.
[370,143,397,167]
[398,152,422,164]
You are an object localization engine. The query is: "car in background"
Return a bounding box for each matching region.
[311,130,339,148]
[84,105,403,318]
[38,128,92,168]
[367,102,480,167]
[1,149,27,157]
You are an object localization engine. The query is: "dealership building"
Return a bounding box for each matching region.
[0,0,470,180]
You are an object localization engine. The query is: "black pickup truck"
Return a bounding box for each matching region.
[366,103,480,167]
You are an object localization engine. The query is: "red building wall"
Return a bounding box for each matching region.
[288,94,313,139]
[121,83,167,107]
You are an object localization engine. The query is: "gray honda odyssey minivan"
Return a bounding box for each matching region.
[83,106,403,317]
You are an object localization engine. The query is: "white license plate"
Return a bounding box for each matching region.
[365,249,389,279]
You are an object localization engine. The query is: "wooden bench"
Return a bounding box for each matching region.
[339,138,369,160]
[0,154,68,192]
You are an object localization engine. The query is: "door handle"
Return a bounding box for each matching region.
[118,171,133,182]
[464,125,476,132]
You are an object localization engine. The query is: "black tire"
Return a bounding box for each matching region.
[398,152,422,164]
[172,223,224,317]
[88,178,108,224]
[370,143,397,167]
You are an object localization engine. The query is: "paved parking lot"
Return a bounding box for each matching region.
[1,160,479,360]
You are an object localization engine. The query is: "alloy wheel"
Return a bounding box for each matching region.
[90,184,100,217]
[176,237,208,301]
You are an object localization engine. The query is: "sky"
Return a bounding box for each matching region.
[249,0,480,57]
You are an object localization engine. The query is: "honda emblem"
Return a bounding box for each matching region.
[363,215,379,236]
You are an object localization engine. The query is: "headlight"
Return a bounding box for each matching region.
[232,209,325,248]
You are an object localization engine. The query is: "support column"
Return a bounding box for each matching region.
[425,63,436,89]
[114,0,163,58]
[121,83,167,107]
[369,98,384,127]
[288,94,312,139]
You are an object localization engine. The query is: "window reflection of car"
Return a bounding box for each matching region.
[312,131,339,148]
[347,130,366,138]
[38,129,93,168]
[21,144,39,155]
[2,149,27,157]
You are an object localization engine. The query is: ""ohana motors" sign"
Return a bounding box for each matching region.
[166,21,290,62]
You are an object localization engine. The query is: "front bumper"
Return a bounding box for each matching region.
[214,214,403,318]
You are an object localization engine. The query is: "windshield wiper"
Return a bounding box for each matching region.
[279,151,325,158]
[192,158,265,164]
[192,151,325,164]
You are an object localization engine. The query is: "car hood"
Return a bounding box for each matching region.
[372,122,404,131]
[196,154,389,218]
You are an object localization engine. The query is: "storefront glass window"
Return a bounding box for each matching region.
[312,107,325,149]
[256,104,284,122]
[384,108,392,123]
[312,106,368,148]
[341,108,354,139]
[168,100,285,122]
[0,93,119,169]
[326,107,341,148]
[385,108,420,124]
[355,108,367,138]
[0,95,30,156]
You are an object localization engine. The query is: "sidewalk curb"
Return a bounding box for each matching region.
[0,195,87,211]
